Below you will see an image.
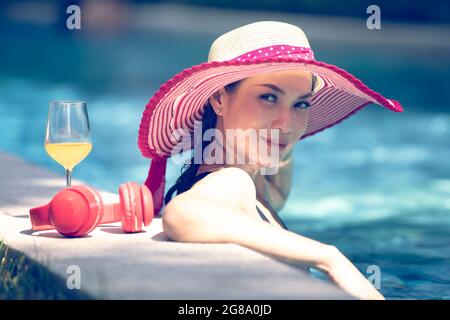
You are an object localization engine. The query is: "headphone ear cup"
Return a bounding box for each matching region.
[129,182,144,232]
[119,182,134,232]
[118,182,145,233]
[139,184,154,226]
[51,185,103,237]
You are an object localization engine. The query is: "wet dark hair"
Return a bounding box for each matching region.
[164,72,318,205]
[164,80,243,205]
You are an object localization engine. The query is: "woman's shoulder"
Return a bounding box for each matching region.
[194,167,255,190]
[189,166,257,213]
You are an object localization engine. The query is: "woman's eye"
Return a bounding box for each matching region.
[260,94,277,102]
[260,93,311,109]
[294,101,311,109]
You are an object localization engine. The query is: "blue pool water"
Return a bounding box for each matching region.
[1,23,449,299]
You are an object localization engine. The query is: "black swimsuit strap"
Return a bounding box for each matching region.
[256,206,270,222]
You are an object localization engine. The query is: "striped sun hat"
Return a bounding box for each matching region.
[138,20,403,216]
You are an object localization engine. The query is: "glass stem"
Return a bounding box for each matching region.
[66,168,72,187]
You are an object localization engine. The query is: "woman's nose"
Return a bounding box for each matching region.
[273,107,295,133]
[273,106,308,135]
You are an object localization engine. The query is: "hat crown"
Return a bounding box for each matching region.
[208,21,311,62]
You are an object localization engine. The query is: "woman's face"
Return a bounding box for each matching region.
[209,70,313,167]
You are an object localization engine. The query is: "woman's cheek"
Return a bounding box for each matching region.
[294,110,309,131]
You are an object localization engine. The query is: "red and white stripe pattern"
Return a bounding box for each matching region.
[140,55,402,158]
[138,21,403,159]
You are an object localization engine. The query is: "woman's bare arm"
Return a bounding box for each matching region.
[162,167,384,300]
[163,189,333,269]
[163,194,384,300]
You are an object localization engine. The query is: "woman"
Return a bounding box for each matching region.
[138,21,403,300]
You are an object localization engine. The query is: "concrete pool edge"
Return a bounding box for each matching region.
[0,150,353,299]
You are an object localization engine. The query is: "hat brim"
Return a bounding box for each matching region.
[138,57,403,160]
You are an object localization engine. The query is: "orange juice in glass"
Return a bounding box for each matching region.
[45,101,92,187]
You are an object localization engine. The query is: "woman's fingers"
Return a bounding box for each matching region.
[327,251,385,300]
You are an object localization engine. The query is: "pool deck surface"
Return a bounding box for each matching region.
[0,151,353,299]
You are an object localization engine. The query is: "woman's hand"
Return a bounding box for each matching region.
[318,246,385,300]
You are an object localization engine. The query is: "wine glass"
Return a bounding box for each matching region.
[45,101,92,187]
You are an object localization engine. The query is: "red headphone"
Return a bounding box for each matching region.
[29,182,154,237]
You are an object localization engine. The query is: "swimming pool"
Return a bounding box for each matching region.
[1,23,449,299]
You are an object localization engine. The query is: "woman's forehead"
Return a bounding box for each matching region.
[245,70,311,84]
[239,70,313,91]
